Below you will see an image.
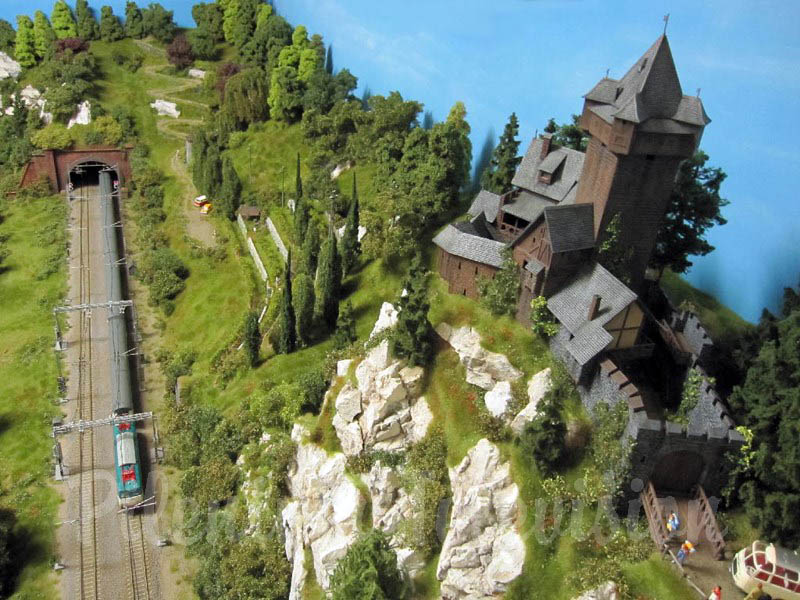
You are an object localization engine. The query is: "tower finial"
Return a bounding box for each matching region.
[663,13,670,35]
[696,88,701,98]
[605,68,609,78]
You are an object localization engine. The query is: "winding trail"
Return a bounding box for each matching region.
[133,39,215,245]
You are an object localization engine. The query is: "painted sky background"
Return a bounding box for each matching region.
[3,0,799,322]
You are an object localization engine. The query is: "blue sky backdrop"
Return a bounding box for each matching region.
[3,0,798,322]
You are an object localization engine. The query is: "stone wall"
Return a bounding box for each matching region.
[436,247,499,299]
[266,217,288,261]
[20,147,133,192]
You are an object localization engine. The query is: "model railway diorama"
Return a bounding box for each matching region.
[99,171,144,508]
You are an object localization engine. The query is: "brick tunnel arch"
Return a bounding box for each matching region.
[18,147,132,193]
[68,159,119,191]
[649,450,705,495]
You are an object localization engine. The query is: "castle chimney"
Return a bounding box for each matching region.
[540,133,552,159]
[588,295,601,321]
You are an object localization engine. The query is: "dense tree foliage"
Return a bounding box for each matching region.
[193,2,224,41]
[519,385,567,476]
[0,20,15,55]
[481,112,521,194]
[219,154,242,219]
[32,10,56,60]
[51,1,78,40]
[0,96,33,167]
[99,6,124,42]
[0,509,20,598]
[597,213,632,285]
[333,299,356,349]
[292,272,315,346]
[392,252,432,366]
[75,0,99,41]
[478,248,520,316]
[167,33,194,69]
[14,16,36,68]
[315,228,341,330]
[223,68,269,124]
[141,3,176,44]
[243,311,260,366]
[728,281,800,547]
[544,114,587,151]
[341,174,360,275]
[650,150,728,275]
[300,219,319,276]
[277,252,296,354]
[124,1,144,39]
[329,529,406,600]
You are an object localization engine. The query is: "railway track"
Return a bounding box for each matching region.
[125,511,152,600]
[76,184,99,600]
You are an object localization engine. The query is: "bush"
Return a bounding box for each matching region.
[518,387,567,476]
[329,529,406,600]
[530,295,559,337]
[31,123,74,149]
[90,115,124,146]
[477,248,520,316]
[250,383,303,431]
[298,367,328,413]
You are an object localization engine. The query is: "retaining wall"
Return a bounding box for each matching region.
[266,217,288,261]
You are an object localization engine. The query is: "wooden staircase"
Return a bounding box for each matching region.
[641,481,669,550]
[691,484,726,560]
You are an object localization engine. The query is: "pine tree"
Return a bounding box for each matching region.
[293,272,315,346]
[125,2,144,39]
[75,0,99,41]
[341,173,360,275]
[243,311,260,367]
[333,300,356,349]
[0,20,15,56]
[99,6,124,42]
[519,388,567,476]
[219,155,242,220]
[32,11,56,60]
[300,221,320,278]
[295,151,303,200]
[51,1,78,40]
[329,529,405,600]
[203,141,222,198]
[315,227,341,330]
[481,112,521,194]
[294,153,308,240]
[14,16,37,68]
[277,252,297,354]
[325,44,333,75]
[392,252,432,366]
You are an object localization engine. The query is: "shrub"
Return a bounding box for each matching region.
[90,115,124,146]
[530,295,559,337]
[31,123,74,149]
[298,367,328,413]
[477,248,520,316]
[329,529,406,600]
[518,387,567,476]
[166,33,194,70]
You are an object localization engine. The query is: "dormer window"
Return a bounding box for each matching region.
[538,171,552,184]
[638,58,648,72]
[615,87,623,100]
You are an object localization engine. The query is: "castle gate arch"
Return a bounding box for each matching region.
[649,450,705,495]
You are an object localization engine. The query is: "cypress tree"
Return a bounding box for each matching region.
[14,16,37,68]
[300,220,320,278]
[32,11,56,60]
[243,311,260,367]
[220,154,242,220]
[191,130,208,192]
[481,112,521,194]
[341,173,361,275]
[51,1,78,40]
[295,151,303,200]
[392,252,432,366]
[293,153,307,240]
[203,141,222,198]
[333,300,356,349]
[315,226,341,330]
[293,272,315,346]
[75,0,99,41]
[325,44,333,75]
[125,1,144,39]
[278,251,296,354]
[99,6,124,42]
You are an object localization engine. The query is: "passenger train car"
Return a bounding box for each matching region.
[113,421,144,507]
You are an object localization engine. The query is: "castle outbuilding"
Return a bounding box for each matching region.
[433,35,742,499]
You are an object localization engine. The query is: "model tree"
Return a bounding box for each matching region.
[728,281,800,547]
[315,227,341,330]
[292,272,315,346]
[340,173,360,275]
[392,252,432,367]
[277,252,297,354]
[329,529,406,600]
[300,220,320,277]
[481,112,522,194]
[544,114,588,151]
[650,150,728,277]
[219,155,242,220]
[51,1,78,40]
[333,300,356,349]
[141,3,176,44]
[243,311,260,367]
[519,387,567,476]
[75,0,99,41]
[124,2,144,39]
[166,33,194,70]
[32,11,56,60]
[0,20,15,55]
[99,6,124,43]
[14,16,37,68]
[478,248,520,316]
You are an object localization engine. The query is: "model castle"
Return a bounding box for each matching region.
[434,35,743,497]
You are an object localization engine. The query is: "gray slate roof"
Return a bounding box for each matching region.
[433,224,505,268]
[547,263,637,365]
[584,35,710,130]
[544,204,595,253]
[467,189,502,223]
[525,258,546,275]
[511,137,584,203]
[502,189,554,223]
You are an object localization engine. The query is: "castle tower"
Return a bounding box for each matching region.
[575,35,710,289]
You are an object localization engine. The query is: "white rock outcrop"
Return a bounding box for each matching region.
[435,323,522,390]
[484,381,514,419]
[369,301,398,340]
[0,52,21,79]
[573,581,620,600]
[336,223,367,243]
[188,68,206,79]
[282,425,364,596]
[510,367,553,435]
[437,439,524,599]
[67,100,91,129]
[333,339,432,456]
[150,99,180,118]
[364,462,426,577]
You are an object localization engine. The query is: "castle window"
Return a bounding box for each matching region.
[615,87,623,101]
[458,261,462,270]
[474,266,478,275]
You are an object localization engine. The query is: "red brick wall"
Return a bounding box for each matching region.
[20,147,133,192]
[437,247,499,299]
